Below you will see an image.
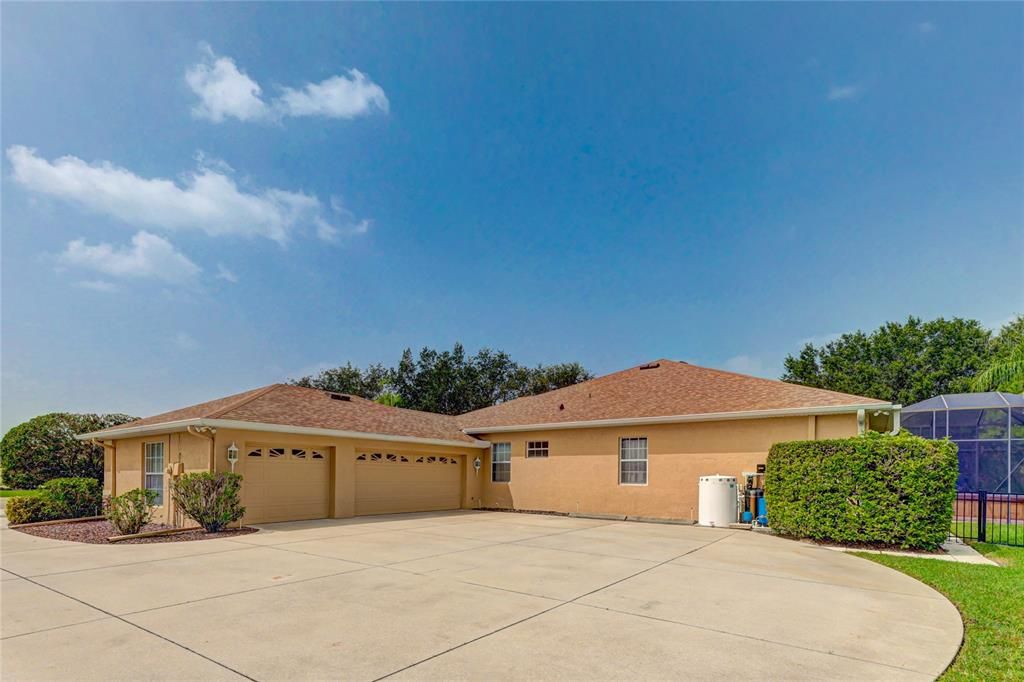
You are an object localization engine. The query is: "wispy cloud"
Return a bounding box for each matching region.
[915,21,937,35]
[215,263,239,283]
[173,331,200,351]
[7,145,367,244]
[75,279,118,293]
[58,231,201,287]
[827,84,863,102]
[186,45,388,124]
[723,355,767,377]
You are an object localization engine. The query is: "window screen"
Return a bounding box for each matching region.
[491,442,511,482]
[144,442,165,505]
[619,437,648,485]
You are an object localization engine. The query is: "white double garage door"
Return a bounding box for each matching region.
[243,445,463,523]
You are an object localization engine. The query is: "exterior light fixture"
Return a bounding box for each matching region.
[473,457,482,474]
[227,442,239,472]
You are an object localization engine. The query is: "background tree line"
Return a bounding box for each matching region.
[291,343,593,415]
[782,314,1024,405]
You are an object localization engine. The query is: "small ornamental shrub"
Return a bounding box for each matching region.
[39,477,102,519]
[171,472,245,533]
[6,496,56,525]
[105,488,156,535]
[765,431,958,550]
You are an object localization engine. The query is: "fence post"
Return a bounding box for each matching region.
[978,491,987,543]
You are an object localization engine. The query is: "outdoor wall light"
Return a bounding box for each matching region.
[473,457,482,474]
[227,442,239,472]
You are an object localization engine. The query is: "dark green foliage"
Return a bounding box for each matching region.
[170,472,245,532]
[291,344,593,416]
[38,477,102,519]
[974,314,1024,393]
[105,488,156,535]
[0,412,137,489]
[765,432,959,550]
[782,316,993,405]
[6,496,56,525]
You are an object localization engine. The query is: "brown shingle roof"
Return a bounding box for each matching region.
[101,384,480,444]
[458,359,889,430]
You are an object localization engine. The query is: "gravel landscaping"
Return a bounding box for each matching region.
[13,520,258,544]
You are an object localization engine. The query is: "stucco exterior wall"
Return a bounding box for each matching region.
[105,428,483,525]
[475,413,860,520]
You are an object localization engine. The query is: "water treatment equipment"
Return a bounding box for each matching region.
[698,475,738,527]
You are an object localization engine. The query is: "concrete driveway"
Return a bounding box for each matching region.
[1,509,961,681]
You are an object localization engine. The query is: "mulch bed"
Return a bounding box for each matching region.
[14,520,258,545]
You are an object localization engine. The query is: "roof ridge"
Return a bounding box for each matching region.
[207,384,283,419]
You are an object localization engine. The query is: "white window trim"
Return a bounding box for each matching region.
[618,436,648,486]
[491,442,511,483]
[143,441,165,506]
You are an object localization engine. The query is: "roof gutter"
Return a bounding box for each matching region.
[461,402,898,435]
[77,418,490,449]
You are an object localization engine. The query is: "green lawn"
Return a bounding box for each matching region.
[0,489,38,498]
[858,543,1024,681]
[951,520,1024,546]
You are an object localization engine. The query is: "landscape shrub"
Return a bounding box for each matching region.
[6,496,56,525]
[0,412,136,489]
[38,477,102,519]
[171,472,245,533]
[104,488,156,536]
[765,431,958,550]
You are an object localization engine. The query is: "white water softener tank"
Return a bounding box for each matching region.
[698,475,738,527]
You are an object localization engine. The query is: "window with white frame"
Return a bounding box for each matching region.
[491,442,511,482]
[144,442,165,505]
[526,441,549,458]
[619,437,648,485]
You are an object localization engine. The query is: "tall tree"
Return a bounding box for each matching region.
[973,314,1024,392]
[782,317,993,405]
[291,362,390,399]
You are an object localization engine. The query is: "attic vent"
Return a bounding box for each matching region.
[639,362,660,370]
[328,392,352,401]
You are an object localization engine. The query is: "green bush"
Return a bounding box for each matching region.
[0,412,136,489]
[6,496,56,525]
[39,477,102,519]
[170,472,245,532]
[104,488,156,536]
[765,431,958,550]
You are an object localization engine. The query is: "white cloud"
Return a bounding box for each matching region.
[827,84,863,102]
[799,331,844,348]
[215,263,238,283]
[185,46,388,123]
[173,331,200,351]
[7,145,361,244]
[723,355,767,377]
[75,279,117,293]
[58,231,201,286]
[915,21,937,34]
[278,70,389,119]
[186,45,268,122]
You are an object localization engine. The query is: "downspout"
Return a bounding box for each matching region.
[187,425,217,472]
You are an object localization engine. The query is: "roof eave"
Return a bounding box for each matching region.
[461,402,899,435]
[77,417,490,449]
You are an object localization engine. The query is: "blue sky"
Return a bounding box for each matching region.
[2,3,1022,430]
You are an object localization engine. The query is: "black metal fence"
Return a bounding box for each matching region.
[952,491,1024,547]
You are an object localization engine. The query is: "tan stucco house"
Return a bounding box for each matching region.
[78,359,898,525]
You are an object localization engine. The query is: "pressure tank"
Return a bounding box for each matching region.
[698,475,738,527]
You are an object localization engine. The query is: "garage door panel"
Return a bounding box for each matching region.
[244,448,330,524]
[355,459,461,516]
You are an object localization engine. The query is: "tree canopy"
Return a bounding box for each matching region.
[972,315,1024,393]
[290,344,593,415]
[781,316,996,405]
[1,412,137,489]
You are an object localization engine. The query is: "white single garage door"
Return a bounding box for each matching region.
[244,445,331,523]
[354,452,462,516]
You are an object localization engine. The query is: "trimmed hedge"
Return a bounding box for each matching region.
[765,431,958,550]
[170,472,245,532]
[5,477,102,525]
